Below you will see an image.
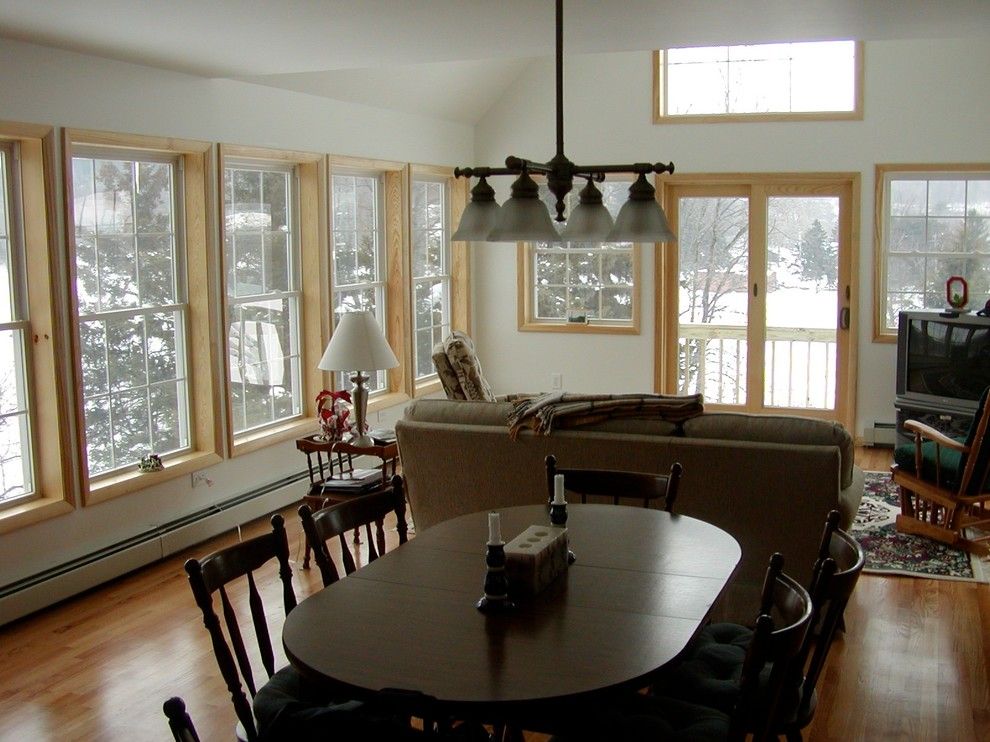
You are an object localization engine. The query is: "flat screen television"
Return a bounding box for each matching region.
[896,310,990,414]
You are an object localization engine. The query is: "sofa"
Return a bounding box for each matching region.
[395,398,864,622]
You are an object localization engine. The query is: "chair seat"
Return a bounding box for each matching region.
[654,623,752,713]
[893,438,965,486]
[550,694,731,742]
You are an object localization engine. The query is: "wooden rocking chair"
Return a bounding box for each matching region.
[891,387,990,555]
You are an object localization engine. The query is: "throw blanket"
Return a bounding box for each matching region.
[507,392,704,439]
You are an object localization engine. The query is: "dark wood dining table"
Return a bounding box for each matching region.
[283,503,741,719]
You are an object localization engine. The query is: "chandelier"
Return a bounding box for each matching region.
[451,0,676,244]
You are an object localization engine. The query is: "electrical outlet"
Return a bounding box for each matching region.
[191,470,211,488]
[551,372,563,390]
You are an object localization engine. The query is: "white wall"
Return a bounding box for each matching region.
[472,37,990,435]
[0,38,473,593]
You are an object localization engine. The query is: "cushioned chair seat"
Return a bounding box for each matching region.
[551,694,731,742]
[893,438,965,487]
[254,666,419,741]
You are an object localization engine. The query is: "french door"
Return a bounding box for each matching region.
[657,175,858,428]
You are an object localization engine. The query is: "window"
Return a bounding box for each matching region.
[223,161,301,435]
[330,167,389,393]
[65,129,221,504]
[0,143,34,509]
[518,181,640,334]
[0,122,71,531]
[654,41,862,123]
[875,165,990,339]
[411,173,451,380]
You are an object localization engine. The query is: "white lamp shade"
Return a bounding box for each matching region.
[319,311,399,372]
[606,197,675,243]
[452,199,501,241]
[560,201,615,242]
[487,197,560,242]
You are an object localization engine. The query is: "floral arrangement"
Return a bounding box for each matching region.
[316,389,352,442]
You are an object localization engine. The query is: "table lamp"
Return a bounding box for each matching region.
[318,310,398,447]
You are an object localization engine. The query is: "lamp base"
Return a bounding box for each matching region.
[349,372,372,447]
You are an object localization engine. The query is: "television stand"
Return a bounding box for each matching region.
[894,399,973,447]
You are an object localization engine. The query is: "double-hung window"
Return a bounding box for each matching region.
[411,174,451,380]
[0,143,34,509]
[875,165,990,338]
[65,130,220,503]
[223,161,301,434]
[331,167,389,393]
[520,181,639,333]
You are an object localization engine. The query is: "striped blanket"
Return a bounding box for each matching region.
[507,392,705,439]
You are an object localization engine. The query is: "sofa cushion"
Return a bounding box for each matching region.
[431,342,466,399]
[444,331,496,402]
[683,413,854,490]
[404,398,514,427]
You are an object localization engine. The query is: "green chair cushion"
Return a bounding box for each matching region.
[893,439,965,487]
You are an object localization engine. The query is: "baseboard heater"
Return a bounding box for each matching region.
[0,470,310,626]
[864,421,897,447]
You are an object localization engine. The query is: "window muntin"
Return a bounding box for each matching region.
[223,162,302,434]
[411,177,451,380]
[0,144,35,509]
[660,41,859,120]
[878,168,990,337]
[531,182,635,324]
[71,150,190,476]
[331,171,387,392]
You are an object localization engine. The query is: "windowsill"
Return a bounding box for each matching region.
[84,449,224,506]
[414,377,443,398]
[654,110,863,125]
[367,391,411,415]
[518,320,639,335]
[231,417,320,458]
[0,495,74,534]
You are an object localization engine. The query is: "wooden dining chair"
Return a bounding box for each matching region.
[163,697,200,742]
[553,553,813,742]
[892,385,990,555]
[298,475,409,588]
[545,454,683,512]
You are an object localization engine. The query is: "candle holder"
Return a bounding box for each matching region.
[549,501,568,526]
[476,542,515,612]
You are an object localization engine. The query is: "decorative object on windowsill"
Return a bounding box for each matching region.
[477,511,514,612]
[318,310,399,447]
[138,454,164,472]
[566,307,588,324]
[978,299,990,318]
[450,0,676,245]
[944,275,969,317]
[315,389,351,442]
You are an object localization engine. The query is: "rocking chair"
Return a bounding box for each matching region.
[891,386,990,555]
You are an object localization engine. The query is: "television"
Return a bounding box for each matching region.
[896,310,990,415]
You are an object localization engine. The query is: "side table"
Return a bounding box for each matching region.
[295,435,404,568]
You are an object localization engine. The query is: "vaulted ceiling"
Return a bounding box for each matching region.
[1,0,987,124]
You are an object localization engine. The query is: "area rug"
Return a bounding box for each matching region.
[853,471,989,582]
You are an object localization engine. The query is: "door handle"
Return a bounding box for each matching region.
[839,307,850,329]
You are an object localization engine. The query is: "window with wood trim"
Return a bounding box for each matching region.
[410,174,451,380]
[875,164,990,339]
[0,122,71,531]
[654,41,862,123]
[65,129,221,504]
[518,181,640,334]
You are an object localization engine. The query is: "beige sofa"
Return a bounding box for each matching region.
[395,398,864,622]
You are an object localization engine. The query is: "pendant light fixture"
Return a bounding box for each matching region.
[452,0,676,245]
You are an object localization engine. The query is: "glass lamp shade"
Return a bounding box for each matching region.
[318,310,399,372]
[606,174,676,243]
[487,170,560,243]
[452,199,501,241]
[560,180,614,242]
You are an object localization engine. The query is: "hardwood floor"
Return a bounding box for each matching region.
[0,447,987,741]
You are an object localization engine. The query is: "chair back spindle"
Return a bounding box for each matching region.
[545,455,683,512]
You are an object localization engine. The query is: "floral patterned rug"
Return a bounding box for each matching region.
[853,472,989,582]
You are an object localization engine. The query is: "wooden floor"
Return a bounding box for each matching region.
[1,447,988,741]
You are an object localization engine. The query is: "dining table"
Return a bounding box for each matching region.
[283,503,741,723]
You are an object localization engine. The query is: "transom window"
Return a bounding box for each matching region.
[71,149,190,476]
[411,177,451,380]
[876,165,990,338]
[331,171,387,392]
[520,181,638,333]
[0,143,34,509]
[656,41,861,122]
[223,161,302,434]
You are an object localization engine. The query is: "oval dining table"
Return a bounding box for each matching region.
[283,503,741,722]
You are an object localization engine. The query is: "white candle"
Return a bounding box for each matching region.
[554,474,566,505]
[488,511,502,544]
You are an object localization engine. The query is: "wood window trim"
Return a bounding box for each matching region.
[63,128,222,506]
[657,171,860,432]
[872,162,990,343]
[0,121,74,533]
[220,144,328,458]
[652,43,865,125]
